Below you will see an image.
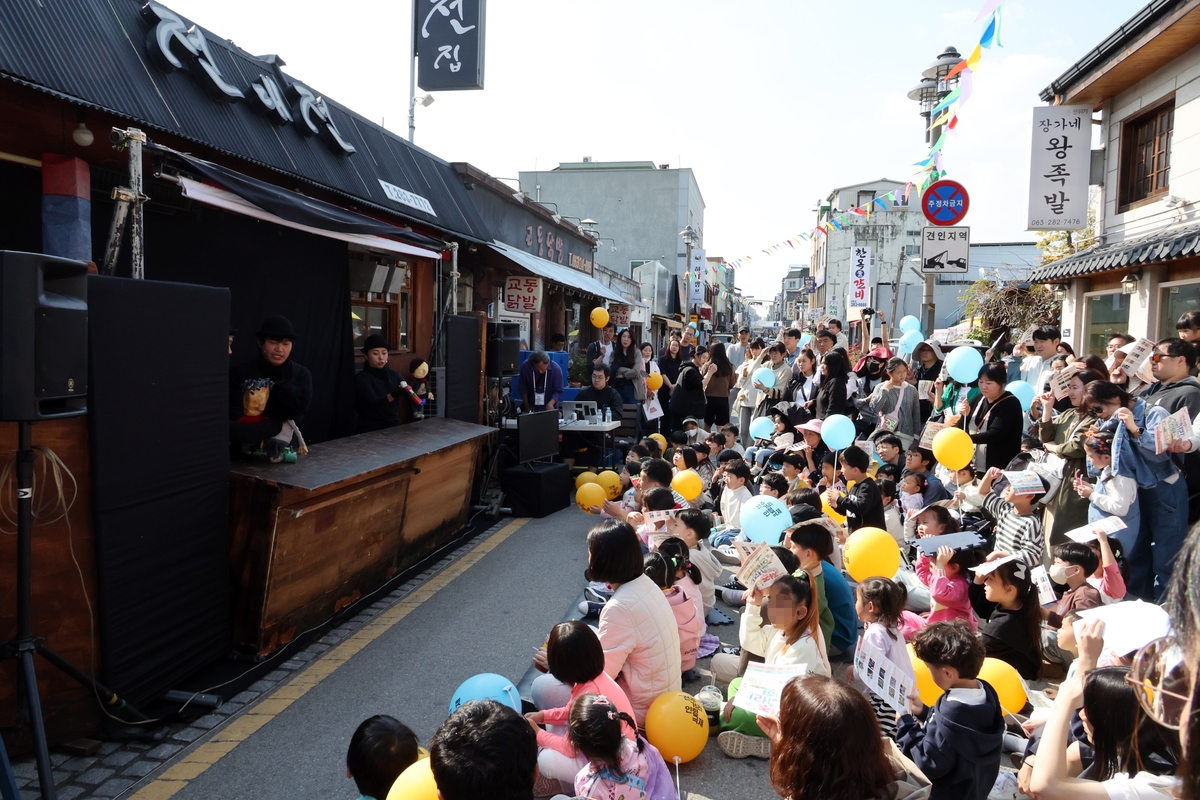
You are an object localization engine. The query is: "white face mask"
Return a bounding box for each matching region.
[1049,563,1075,584]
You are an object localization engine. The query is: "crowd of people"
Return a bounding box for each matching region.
[334,314,1200,800]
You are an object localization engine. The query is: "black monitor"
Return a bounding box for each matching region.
[517,409,559,463]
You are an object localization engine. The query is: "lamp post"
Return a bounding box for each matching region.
[680,225,699,330]
[908,46,962,336]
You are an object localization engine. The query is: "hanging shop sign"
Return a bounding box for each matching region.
[848,246,871,310]
[922,180,970,226]
[504,276,543,313]
[1027,105,1091,231]
[416,0,487,91]
[921,226,970,273]
[609,304,630,327]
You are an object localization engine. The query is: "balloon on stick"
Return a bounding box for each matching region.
[899,330,924,353]
[646,372,663,391]
[752,367,776,389]
[931,427,975,472]
[575,471,599,489]
[645,691,708,763]
[672,469,703,502]
[842,527,901,582]
[899,315,922,333]
[596,470,623,501]
[576,482,607,512]
[589,307,609,328]
[945,346,984,384]
[749,416,776,440]
[908,643,945,707]
[821,414,856,451]
[1007,380,1035,412]
[740,496,792,543]
[979,658,1029,715]
[449,673,521,714]
[386,759,437,800]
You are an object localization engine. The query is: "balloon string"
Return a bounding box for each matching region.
[674,755,682,799]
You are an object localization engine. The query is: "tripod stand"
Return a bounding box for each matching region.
[1,421,147,800]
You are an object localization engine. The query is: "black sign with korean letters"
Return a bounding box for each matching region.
[416,0,487,91]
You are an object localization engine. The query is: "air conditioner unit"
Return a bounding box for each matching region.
[582,156,593,163]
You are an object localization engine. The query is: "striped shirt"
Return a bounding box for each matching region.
[983,491,1044,567]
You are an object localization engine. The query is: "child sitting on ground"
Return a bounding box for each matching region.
[759,472,788,499]
[897,622,1005,800]
[663,430,687,462]
[713,572,830,760]
[682,417,704,445]
[828,446,885,533]
[850,577,914,739]
[780,524,857,659]
[657,536,707,625]
[907,545,979,638]
[666,509,720,615]
[879,479,904,545]
[899,472,928,519]
[671,445,698,476]
[526,622,638,795]
[973,558,1043,680]
[778,452,808,494]
[695,441,717,489]
[644,551,705,682]
[1085,532,1127,604]
[978,466,1046,567]
[634,487,677,549]
[786,487,823,526]
[1041,541,1103,668]
[746,411,794,471]
[567,694,669,800]
[709,459,752,549]
[1074,431,1139,553]
[721,423,744,455]
[346,715,419,800]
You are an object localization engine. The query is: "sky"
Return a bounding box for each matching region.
[168,0,1140,304]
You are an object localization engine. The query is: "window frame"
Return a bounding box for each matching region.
[1118,95,1175,213]
[1157,277,1200,341]
[1081,288,1130,357]
[349,258,412,355]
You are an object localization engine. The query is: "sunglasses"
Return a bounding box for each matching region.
[1150,352,1181,363]
[1127,636,1192,730]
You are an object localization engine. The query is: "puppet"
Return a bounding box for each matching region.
[238,378,309,463]
[405,357,433,419]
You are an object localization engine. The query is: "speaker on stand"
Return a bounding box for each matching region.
[0,251,147,800]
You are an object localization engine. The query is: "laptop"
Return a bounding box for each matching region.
[561,400,598,423]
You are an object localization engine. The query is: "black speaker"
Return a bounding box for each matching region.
[501,462,571,518]
[486,321,520,378]
[0,251,88,420]
[444,315,481,423]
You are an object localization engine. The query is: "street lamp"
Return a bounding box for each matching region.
[909,46,962,336]
[680,226,700,330]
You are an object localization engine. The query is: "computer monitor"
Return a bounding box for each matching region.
[517,409,559,463]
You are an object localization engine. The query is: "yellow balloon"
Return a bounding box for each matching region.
[645,691,708,763]
[590,307,609,328]
[596,470,623,501]
[575,471,599,489]
[907,643,945,708]
[576,482,607,513]
[932,426,975,472]
[646,371,664,392]
[979,657,1029,715]
[821,496,847,525]
[649,433,667,451]
[842,526,901,582]
[671,469,703,502]
[386,758,438,800]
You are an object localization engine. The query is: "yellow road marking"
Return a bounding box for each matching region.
[128,518,529,800]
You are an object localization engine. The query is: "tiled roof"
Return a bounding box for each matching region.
[1030,221,1200,282]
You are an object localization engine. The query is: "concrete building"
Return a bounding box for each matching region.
[781,265,809,325]
[1036,1,1200,356]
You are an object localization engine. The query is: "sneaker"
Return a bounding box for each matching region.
[720,578,746,591]
[717,730,771,759]
[714,546,742,566]
[577,600,605,617]
[987,771,1021,800]
[718,587,746,606]
[584,583,612,603]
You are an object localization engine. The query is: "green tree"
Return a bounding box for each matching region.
[1036,186,1100,266]
[961,281,1061,345]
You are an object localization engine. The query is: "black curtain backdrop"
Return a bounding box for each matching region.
[88,275,231,703]
[140,205,357,443]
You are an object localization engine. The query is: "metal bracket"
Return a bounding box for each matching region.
[101,128,149,279]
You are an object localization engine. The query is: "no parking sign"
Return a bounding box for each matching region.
[922,180,970,226]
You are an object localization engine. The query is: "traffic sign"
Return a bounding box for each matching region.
[920,226,970,273]
[922,180,970,226]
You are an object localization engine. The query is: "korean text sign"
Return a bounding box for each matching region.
[504,276,543,313]
[848,246,871,310]
[1027,105,1091,230]
[417,0,486,91]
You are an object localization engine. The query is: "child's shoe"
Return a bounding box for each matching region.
[717,731,771,759]
[714,546,741,566]
[718,587,746,606]
[577,601,605,617]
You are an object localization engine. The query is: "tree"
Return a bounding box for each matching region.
[961,280,1061,345]
[1036,186,1100,266]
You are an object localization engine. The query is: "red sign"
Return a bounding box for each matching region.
[922,180,970,226]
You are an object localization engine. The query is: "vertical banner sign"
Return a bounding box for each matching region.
[504,276,542,312]
[416,0,486,91]
[848,247,871,310]
[1028,105,1091,230]
[609,304,630,327]
[689,248,706,304]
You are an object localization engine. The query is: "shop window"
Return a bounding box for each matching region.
[349,253,411,351]
[1160,282,1200,339]
[1119,97,1174,211]
[1083,292,1130,356]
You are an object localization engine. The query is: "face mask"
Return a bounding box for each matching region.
[1049,564,1074,584]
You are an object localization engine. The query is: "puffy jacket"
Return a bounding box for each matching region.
[665,586,704,671]
[598,574,682,721]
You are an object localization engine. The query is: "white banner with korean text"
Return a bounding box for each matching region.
[1028,105,1091,231]
[848,246,871,310]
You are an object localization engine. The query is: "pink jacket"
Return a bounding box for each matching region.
[915,552,977,630]
[538,671,637,756]
[598,574,682,721]
[665,586,704,670]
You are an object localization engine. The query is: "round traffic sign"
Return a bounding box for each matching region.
[922,180,970,226]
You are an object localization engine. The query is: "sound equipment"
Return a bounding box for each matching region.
[501,462,571,518]
[444,315,481,423]
[0,251,88,421]
[486,321,520,378]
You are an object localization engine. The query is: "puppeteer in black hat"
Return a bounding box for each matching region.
[354,333,407,433]
[228,314,314,455]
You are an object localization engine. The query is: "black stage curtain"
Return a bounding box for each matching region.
[88,275,231,704]
[140,205,357,443]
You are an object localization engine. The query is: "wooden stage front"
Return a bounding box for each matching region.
[229,417,494,656]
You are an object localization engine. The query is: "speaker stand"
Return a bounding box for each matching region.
[0,421,148,800]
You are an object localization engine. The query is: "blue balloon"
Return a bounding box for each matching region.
[740,495,792,544]
[1008,380,1036,412]
[899,315,921,333]
[752,366,777,389]
[749,415,776,440]
[898,330,924,353]
[945,346,985,384]
[450,673,521,714]
[799,333,813,347]
[821,414,856,451]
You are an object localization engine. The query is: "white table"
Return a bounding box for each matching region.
[501,418,621,466]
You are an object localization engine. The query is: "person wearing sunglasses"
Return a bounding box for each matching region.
[1082,379,1183,602]
[1142,338,1200,529]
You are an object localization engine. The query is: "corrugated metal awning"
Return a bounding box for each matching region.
[489,242,627,303]
[1030,221,1200,282]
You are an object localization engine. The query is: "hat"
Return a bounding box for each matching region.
[738,326,750,333]
[257,315,297,341]
[779,452,804,468]
[361,333,389,354]
[796,419,823,435]
[717,448,743,463]
[682,417,700,427]
[853,347,894,372]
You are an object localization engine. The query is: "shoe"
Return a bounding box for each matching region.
[720,578,746,591]
[577,600,605,617]
[718,730,771,759]
[718,587,746,606]
[532,772,560,798]
[584,583,612,603]
[714,546,741,566]
[681,668,701,682]
[719,645,741,656]
[987,771,1021,800]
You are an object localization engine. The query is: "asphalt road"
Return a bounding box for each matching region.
[154,506,779,800]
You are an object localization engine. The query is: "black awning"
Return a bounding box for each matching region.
[1031,221,1200,282]
[151,144,444,250]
